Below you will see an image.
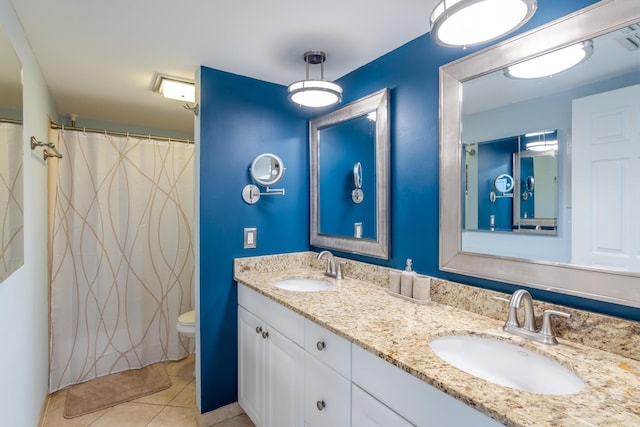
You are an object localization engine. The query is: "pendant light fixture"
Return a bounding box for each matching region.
[504,40,594,79]
[430,0,537,48]
[288,51,343,108]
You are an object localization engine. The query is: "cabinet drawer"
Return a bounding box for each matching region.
[304,352,351,427]
[304,318,351,379]
[352,384,413,427]
[238,283,304,346]
[352,345,501,427]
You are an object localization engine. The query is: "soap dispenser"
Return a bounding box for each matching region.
[400,259,416,298]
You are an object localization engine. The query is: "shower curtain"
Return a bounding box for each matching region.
[49,129,194,392]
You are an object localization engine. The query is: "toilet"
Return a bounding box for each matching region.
[176,310,196,338]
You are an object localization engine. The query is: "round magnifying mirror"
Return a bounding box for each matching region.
[251,153,285,187]
[525,175,535,193]
[493,173,514,193]
[353,162,363,189]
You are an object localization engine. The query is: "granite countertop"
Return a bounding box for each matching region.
[234,257,640,427]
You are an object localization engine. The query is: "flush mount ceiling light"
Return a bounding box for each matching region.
[288,51,343,108]
[430,0,537,48]
[504,40,594,79]
[152,73,195,103]
[524,130,558,151]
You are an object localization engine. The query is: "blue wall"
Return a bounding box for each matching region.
[199,68,309,412]
[319,117,376,238]
[477,137,517,231]
[199,0,640,415]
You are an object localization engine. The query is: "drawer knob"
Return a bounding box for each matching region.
[255,326,263,334]
[316,400,326,411]
[316,341,326,351]
[262,331,269,339]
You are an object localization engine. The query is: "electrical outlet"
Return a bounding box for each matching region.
[244,228,257,248]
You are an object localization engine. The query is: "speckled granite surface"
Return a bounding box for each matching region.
[234,252,640,427]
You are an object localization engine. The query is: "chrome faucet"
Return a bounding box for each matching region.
[507,289,536,332]
[496,289,570,345]
[316,250,343,280]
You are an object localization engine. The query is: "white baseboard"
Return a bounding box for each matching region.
[199,401,245,427]
[38,393,51,427]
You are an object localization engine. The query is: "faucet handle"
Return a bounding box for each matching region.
[322,258,332,274]
[336,261,345,280]
[540,309,570,344]
[492,296,510,304]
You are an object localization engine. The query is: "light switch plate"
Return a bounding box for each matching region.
[244,228,257,249]
[354,222,363,239]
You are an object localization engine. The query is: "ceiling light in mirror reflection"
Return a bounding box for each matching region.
[505,40,594,79]
[524,131,557,151]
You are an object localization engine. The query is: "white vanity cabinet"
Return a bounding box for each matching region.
[303,319,351,427]
[352,345,502,427]
[238,283,500,427]
[238,286,304,427]
[352,384,413,427]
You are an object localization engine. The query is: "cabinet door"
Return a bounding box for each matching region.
[238,307,263,425]
[263,326,304,427]
[264,329,303,427]
[352,385,413,427]
[304,353,351,427]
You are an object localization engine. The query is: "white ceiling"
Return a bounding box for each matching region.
[10,0,438,133]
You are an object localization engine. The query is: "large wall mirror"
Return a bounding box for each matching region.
[440,0,640,307]
[310,88,390,259]
[0,25,24,284]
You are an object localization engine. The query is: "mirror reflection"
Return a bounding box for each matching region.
[0,25,24,284]
[251,152,284,187]
[310,88,390,259]
[440,0,640,307]
[460,18,640,270]
[464,130,558,234]
[319,115,376,239]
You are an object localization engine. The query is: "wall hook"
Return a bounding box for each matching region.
[184,103,199,116]
[31,136,63,160]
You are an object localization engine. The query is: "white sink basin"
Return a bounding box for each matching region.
[430,335,584,395]
[273,278,333,292]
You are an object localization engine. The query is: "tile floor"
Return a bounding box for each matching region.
[41,356,254,427]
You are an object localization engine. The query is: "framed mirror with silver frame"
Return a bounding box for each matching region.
[439,0,640,307]
[0,25,24,285]
[310,88,390,259]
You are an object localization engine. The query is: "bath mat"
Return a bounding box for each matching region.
[64,363,172,418]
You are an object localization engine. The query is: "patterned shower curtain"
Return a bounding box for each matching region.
[49,129,194,392]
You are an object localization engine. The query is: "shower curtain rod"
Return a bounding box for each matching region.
[50,122,193,144]
[0,118,23,125]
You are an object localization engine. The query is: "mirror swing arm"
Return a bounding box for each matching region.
[241,184,285,204]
